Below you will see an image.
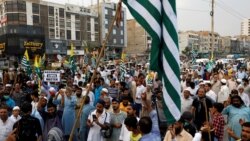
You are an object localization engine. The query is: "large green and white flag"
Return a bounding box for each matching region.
[124,0,181,124]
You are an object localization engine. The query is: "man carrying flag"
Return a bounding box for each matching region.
[21,49,32,77]
[123,0,181,136]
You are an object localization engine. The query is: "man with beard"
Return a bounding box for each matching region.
[119,103,137,141]
[163,115,193,141]
[191,87,213,141]
[87,99,110,141]
[108,98,126,141]
[38,101,63,141]
[222,95,250,141]
[75,87,83,136]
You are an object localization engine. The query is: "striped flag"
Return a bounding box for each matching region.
[124,0,181,124]
[21,49,32,77]
[119,60,126,82]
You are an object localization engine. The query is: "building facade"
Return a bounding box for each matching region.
[241,18,250,36]
[92,2,127,60]
[0,0,100,62]
[125,19,151,60]
[178,31,199,52]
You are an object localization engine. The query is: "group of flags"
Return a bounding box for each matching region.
[21,49,45,78]
[21,42,77,78]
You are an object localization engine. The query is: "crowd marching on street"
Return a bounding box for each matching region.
[0,58,250,141]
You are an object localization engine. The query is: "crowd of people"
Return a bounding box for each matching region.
[0,59,250,141]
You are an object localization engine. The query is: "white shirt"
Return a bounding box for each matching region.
[239,92,250,107]
[0,118,15,141]
[181,97,193,113]
[9,115,21,123]
[119,117,139,141]
[87,110,110,141]
[218,85,230,103]
[135,85,146,104]
[206,90,217,102]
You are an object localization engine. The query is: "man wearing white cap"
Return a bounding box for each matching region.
[181,88,193,114]
[238,85,250,107]
[9,106,21,122]
[218,79,230,104]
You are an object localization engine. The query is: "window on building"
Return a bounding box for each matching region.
[66,21,71,28]
[105,28,108,34]
[105,9,108,15]
[17,1,26,12]
[95,23,99,32]
[33,15,40,25]
[32,3,39,14]
[105,19,108,25]
[49,28,55,38]
[67,30,71,39]
[75,21,80,30]
[60,19,65,28]
[113,39,116,44]
[60,29,65,39]
[49,6,54,16]
[18,13,26,23]
[75,14,80,20]
[76,31,80,40]
[59,8,64,18]
[120,21,123,26]
[66,12,71,19]
[121,39,124,44]
[87,23,91,31]
[5,1,13,12]
[113,29,116,34]
[112,11,115,16]
[48,17,54,27]
[121,30,123,35]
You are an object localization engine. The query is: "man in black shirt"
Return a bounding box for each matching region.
[13,102,42,141]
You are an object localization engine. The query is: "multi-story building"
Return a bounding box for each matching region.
[241,18,250,36]
[92,2,127,60]
[178,31,199,52]
[221,36,231,53]
[197,31,220,53]
[125,19,151,60]
[0,0,99,62]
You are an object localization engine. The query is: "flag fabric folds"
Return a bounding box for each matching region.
[119,60,126,82]
[34,55,42,79]
[69,43,77,75]
[21,49,32,77]
[123,0,181,124]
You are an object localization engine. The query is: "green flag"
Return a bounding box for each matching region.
[124,0,181,124]
[21,49,32,77]
[69,43,77,74]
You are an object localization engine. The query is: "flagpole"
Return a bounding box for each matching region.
[211,0,214,60]
[68,0,123,140]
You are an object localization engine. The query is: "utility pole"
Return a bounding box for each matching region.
[211,0,215,60]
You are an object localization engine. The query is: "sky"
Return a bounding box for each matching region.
[44,0,250,36]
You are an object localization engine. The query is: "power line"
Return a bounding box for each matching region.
[215,3,244,20]
[216,0,246,19]
[177,8,208,13]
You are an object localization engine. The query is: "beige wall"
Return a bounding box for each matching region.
[125,19,147,56]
